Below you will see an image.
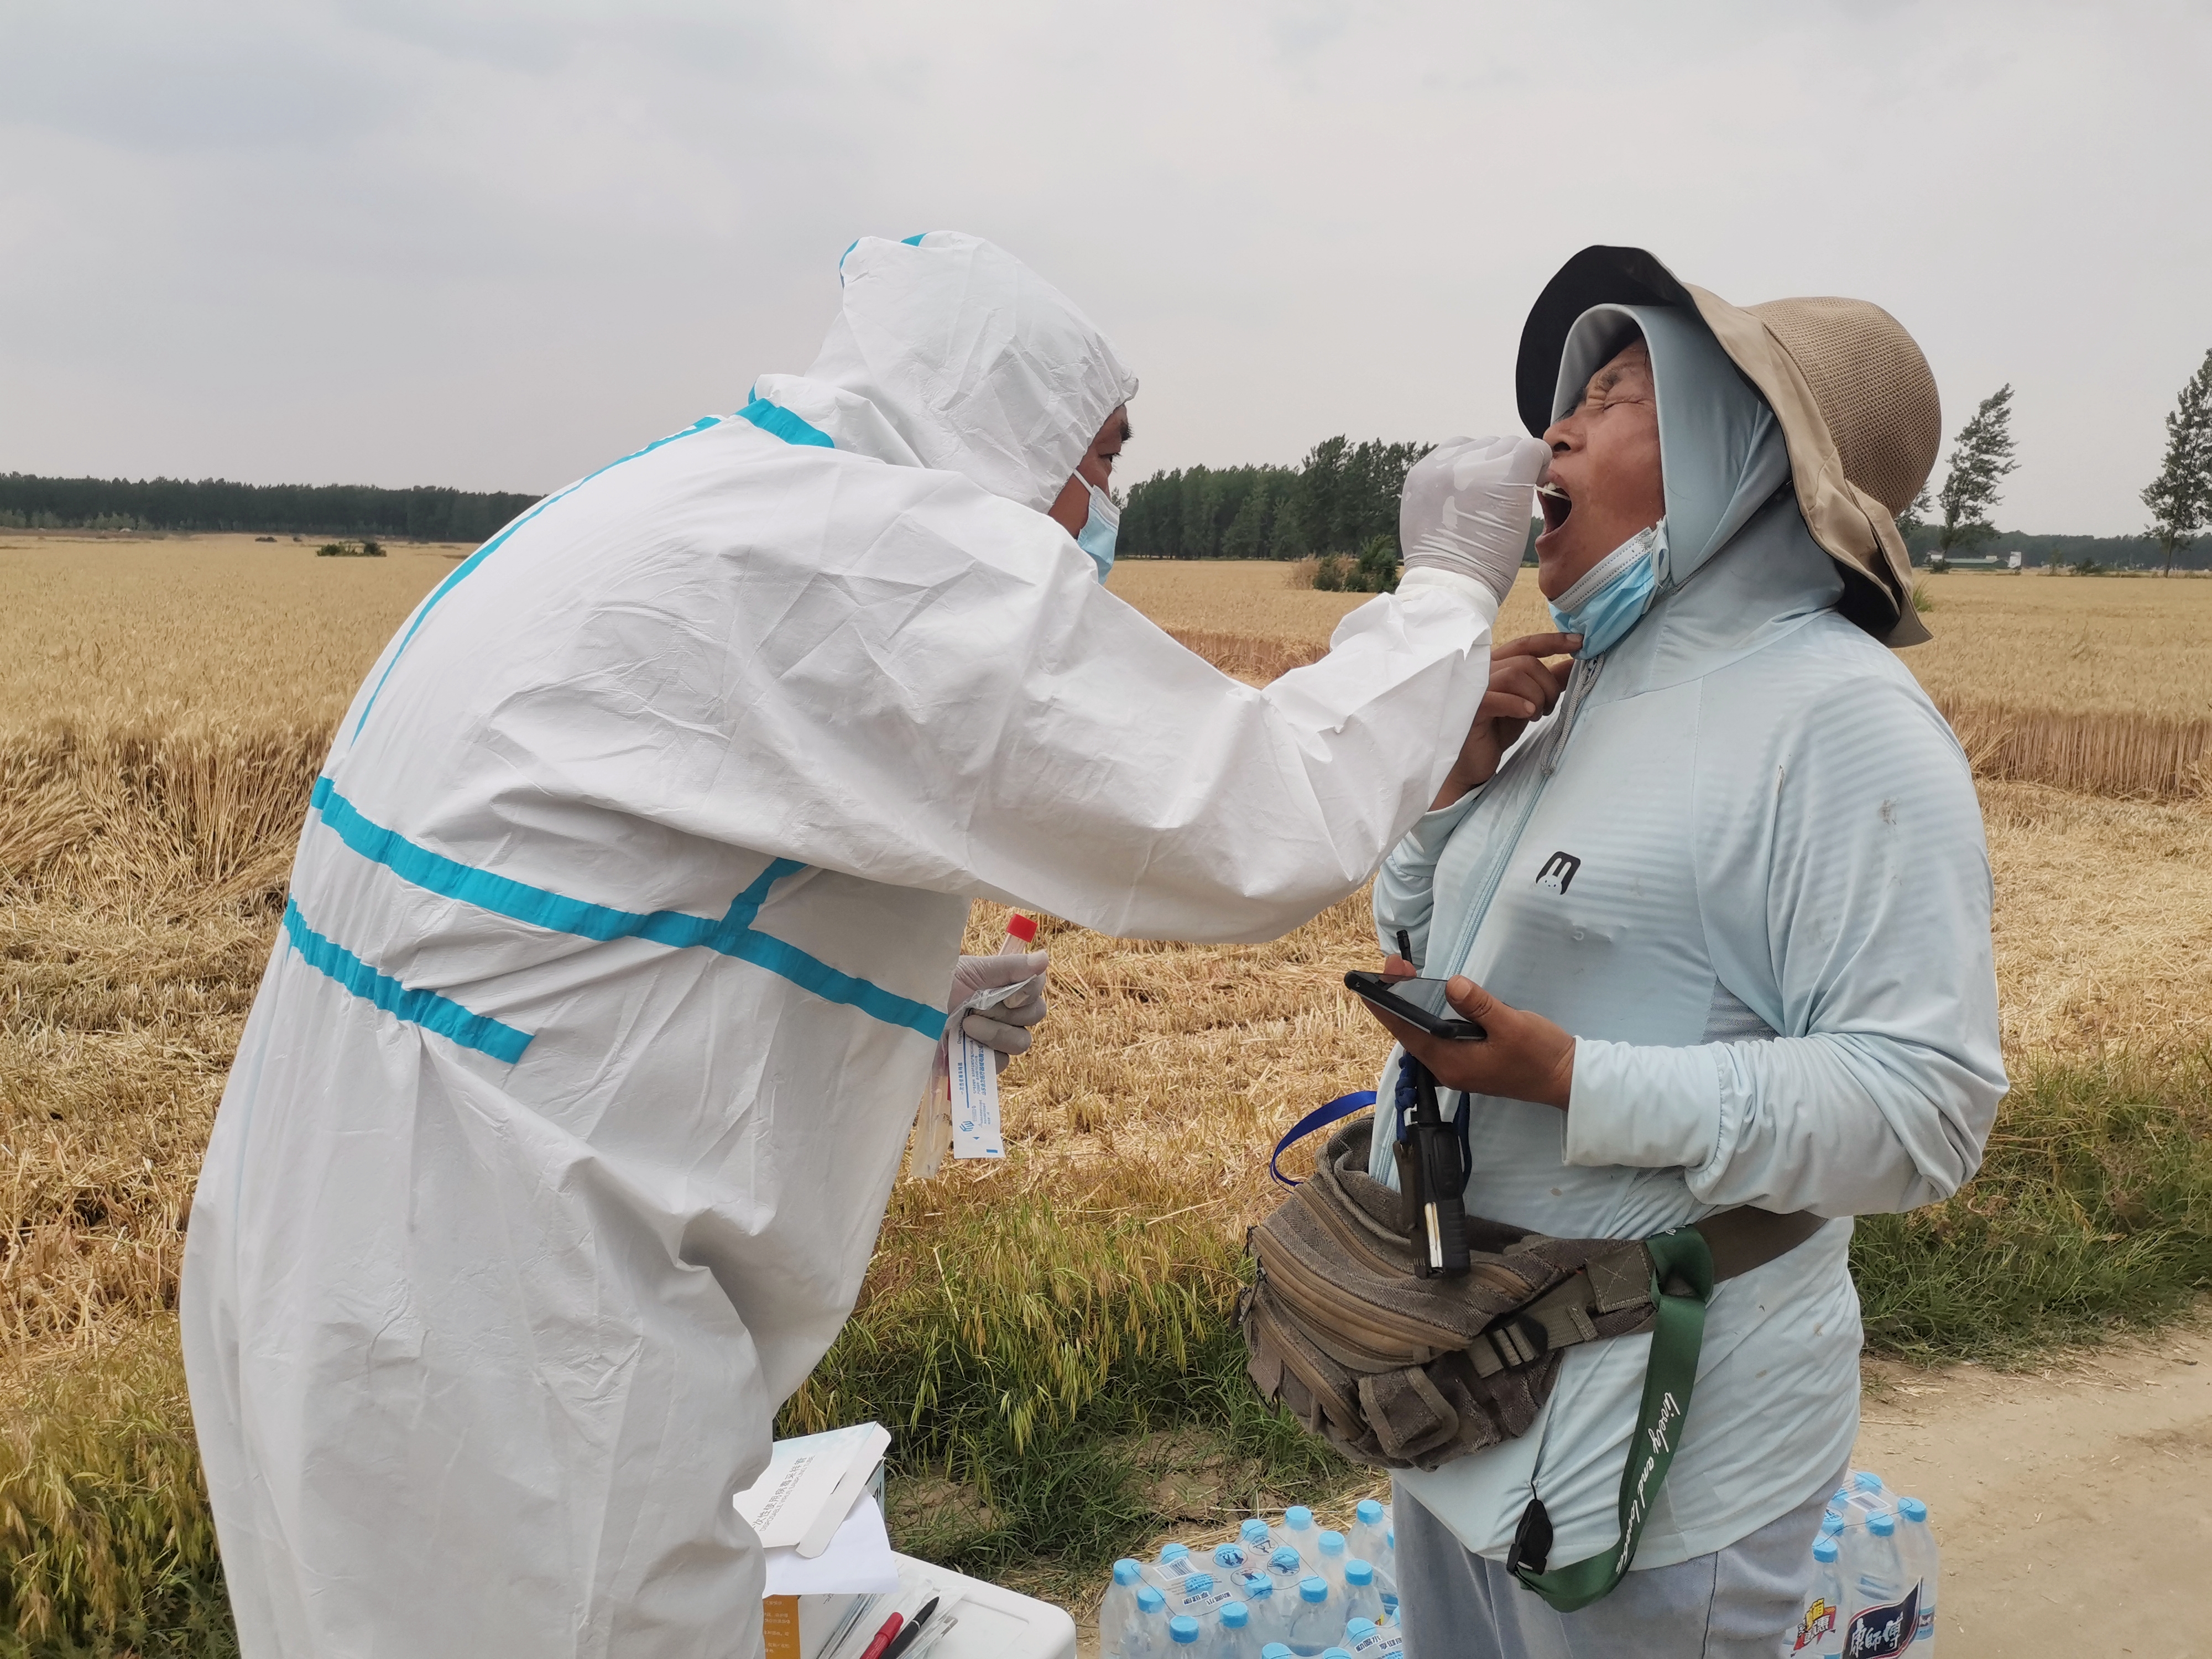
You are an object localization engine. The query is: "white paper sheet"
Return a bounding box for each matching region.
[735,1423,886,1550]
[761,1493,902,1597]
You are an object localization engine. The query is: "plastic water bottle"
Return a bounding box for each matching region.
[1264,1547,1306,1599]
[1898,1496,1939,1652]
[1280,1507,1320,1568]
[1125,1585,1172,1659]
[1213,1543,1250,1577]
[1212,1600,1255,1659]
[1102,1559,1146,1659]
[1285,1577,1333,1658]
[1238,1574,1281,1650]
[1313,1531,1349,1598]
[1169,1615,1202,1653]
[1260,1647,1292,1659]
[1790,1536,1844,1659]
[1241,1519,1276,1554]
[1341,1619,1404,1659]
[1840,1510,1918,1658]
[1155,1543,1197,1585]
[1349,1499,1390,1567]
[1379,1530,1398,1624]
[1176,1572,1235,1621]
[1340,1559,1384,1628]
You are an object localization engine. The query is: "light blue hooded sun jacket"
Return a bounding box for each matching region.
[1370,304,2006,1569]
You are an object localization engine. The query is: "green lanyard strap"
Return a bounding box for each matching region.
[1509,1225,1715,1613]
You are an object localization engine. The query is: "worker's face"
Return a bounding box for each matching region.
[1533,342,1665,601]
[1047,405,1130,536]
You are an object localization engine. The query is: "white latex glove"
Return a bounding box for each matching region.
[946,950,1050,1072]
[1399,434,1552,603]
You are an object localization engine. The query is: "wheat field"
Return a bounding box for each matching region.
[4,533,2211,1643]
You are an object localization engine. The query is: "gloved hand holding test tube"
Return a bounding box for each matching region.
[909,915,1049,1174]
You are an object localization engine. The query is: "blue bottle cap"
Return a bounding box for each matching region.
[1214,1544,1246,1569]
[1832,1488,1851,1506]
[1169,1616,1201,1645]
[1241,1573,1272,1600]
[1161,1543,1191,1562]
[1868,1511,1896,1536]
[1221,1603,1249,1629]
[1854,1471,1884,1492]
[1356,1499,1385,1525]
[1262,1648,1294,1659]
[1820,1510,1845,1536]
[1184,1574,1213,1596]
[1900,1496,1928,1522]
[1813,1536,1839,1564]
[1114,1559,1144,1587]
[1317,1530,1346,1557]
[1300,1576,1329,1604]
[1138,1586,1166,1614]
[1272,1547,1302,1572]
[1345,1620,1377,1641]
[1345,1558,1374,1586]
[1242,1519,1274,1545]
[1322,1650,1355,1659]
[1285,1506,1314,1530]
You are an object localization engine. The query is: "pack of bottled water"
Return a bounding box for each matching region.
[1788,1468,1940,1657]
[1099,1501,1403,1659]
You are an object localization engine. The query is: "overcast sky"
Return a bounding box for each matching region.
[4,1,2206,535]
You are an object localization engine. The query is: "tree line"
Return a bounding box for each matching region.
[1119,436,1431,561]
[0,474,541,542]
[1903,347,2212,574]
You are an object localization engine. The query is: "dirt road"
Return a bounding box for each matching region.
[1853,1325,2212,1657]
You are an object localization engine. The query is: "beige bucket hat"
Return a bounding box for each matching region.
[1516,246,1939,646]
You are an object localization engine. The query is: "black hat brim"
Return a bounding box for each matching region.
[1515,246,1696,436]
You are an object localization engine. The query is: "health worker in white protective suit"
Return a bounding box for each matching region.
[180,229,1551,1659]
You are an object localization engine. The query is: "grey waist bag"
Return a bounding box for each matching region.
[1237,1117,1824,1610]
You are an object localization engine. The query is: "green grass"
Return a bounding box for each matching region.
[0,1327,233,1659]
[1853,1049,2212,1361]
[11,1050,2212,1651]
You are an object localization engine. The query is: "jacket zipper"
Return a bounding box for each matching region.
[1431,654,1606,982]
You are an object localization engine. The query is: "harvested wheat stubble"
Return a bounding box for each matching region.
[5,536,2212,1643]
[1939,696,2207,799]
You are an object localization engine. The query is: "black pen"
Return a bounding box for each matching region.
[878,1596,939,1659]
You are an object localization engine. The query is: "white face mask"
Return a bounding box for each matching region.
[1073,478,1119,582]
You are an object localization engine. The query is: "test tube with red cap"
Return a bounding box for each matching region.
[999,913,1038,955]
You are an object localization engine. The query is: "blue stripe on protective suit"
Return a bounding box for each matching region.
[736,397,835,448]
[306,779,947,1040]
[281,896,534,1063]
[352,415,727,739]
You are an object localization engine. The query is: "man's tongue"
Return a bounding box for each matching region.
[1537,482,1572,534]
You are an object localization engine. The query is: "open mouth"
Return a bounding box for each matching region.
[1536,480,1572,537]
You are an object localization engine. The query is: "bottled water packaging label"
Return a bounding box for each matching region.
[1843,1584,1918,1658]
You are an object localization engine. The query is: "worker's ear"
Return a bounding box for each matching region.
[1046,474,1088,536]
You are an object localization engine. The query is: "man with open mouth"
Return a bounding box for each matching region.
[1351,248,2004,1657]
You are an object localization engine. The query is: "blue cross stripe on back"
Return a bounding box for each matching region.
[299,778,948,1045]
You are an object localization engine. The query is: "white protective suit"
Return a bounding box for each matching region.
[180,232,1503,1658]
[1371,303,2007,1571]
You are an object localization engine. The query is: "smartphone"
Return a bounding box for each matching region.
[1343,972,1488,1041]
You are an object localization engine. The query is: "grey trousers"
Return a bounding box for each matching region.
[1392,1464,1844,1659]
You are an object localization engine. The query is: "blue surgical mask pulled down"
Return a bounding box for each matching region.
[1076,478,1119,581]
[1547,520,1666,658]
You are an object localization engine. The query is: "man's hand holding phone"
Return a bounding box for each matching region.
[1351,958,1578,1112]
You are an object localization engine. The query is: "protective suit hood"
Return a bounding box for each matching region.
[791,231,1139,514]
